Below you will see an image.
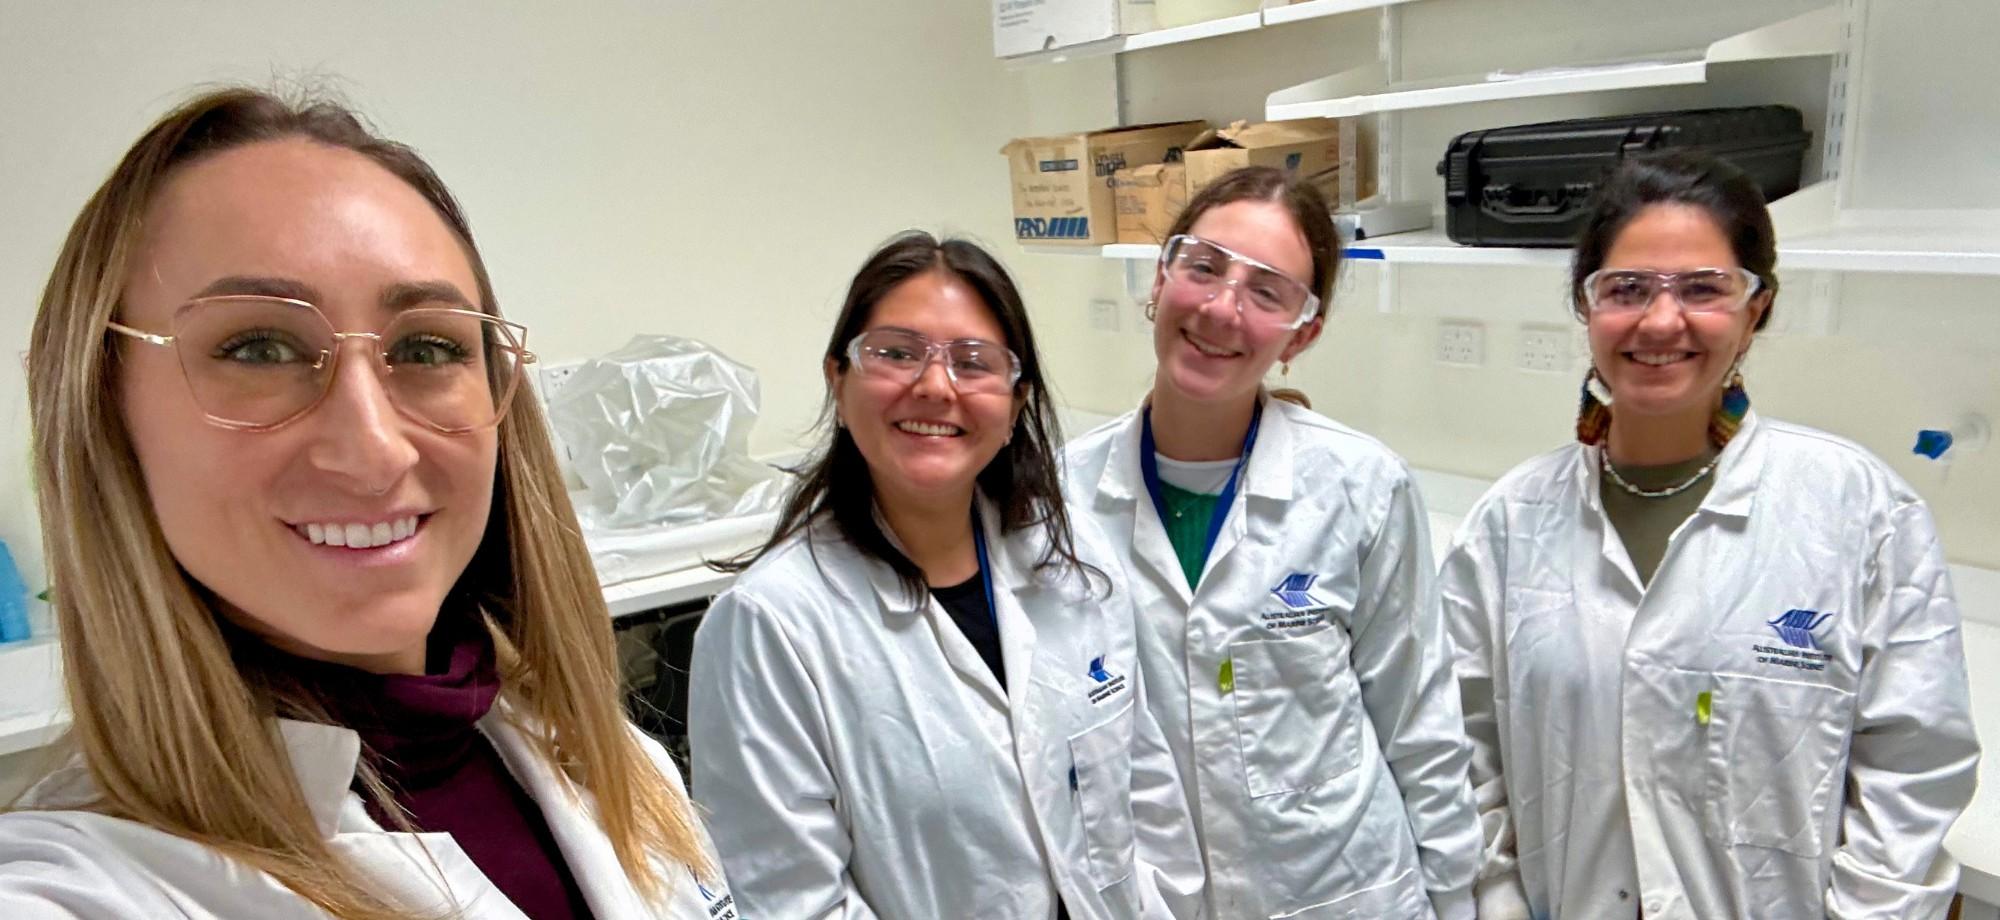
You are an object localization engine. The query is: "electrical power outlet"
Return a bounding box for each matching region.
[1516,325,1573,373]
[1436,320,1485,366]
[1088,299,1120,333]
[538,362,581,401]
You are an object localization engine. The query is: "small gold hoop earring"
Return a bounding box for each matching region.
[1144,300,1157,322]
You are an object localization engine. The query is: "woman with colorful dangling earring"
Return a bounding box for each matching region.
[1440,150,1977,920]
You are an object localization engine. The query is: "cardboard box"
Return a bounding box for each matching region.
[1113,162,1188,244]
[993,0,1157,58]
[1183,117,1378,206]
[1001,121,1205,246]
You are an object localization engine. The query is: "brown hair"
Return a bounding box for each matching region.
[1570,150,1779,330]
[24,86,708,917]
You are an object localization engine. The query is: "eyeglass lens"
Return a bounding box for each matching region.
[1164,238,1314,324]
[168,297,523,430]
[851,329,1017,394]
[1588,270,1752,313]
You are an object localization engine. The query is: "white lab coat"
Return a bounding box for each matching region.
[1440,411,1980,920]
[0,704,734,919]
[688,497,1205,920]
[1063,398,1483,920]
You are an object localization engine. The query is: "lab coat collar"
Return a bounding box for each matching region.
[1578,409,1765,521]
[279,719,366,839]
[1095,394,1294,504]
[1241,395,1295,502]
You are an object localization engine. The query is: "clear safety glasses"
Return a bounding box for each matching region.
[1159,234,1322,331]
[107,295,535,434]
[1581,267,1763,315]
[845,328,1022,396]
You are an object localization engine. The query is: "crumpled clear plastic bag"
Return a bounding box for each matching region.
[548,335,786,530]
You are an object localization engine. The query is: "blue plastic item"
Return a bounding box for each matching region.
[0,541,29,644]
[1913,429,1955,460]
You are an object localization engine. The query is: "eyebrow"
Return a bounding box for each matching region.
[190,276,477,312]
[193,275,321,301]
[380,280,477,312]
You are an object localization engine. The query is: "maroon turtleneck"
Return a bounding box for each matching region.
[279,615,596,920]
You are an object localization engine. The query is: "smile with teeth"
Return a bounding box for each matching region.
[895,420,963,437]
[297,515,423,549]
[1630,351,1697,366]
[1183,330,1239,358]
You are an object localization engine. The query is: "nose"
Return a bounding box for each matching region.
[303,340,420,495]
[908,347,956,401]
[1635,285,1687,335]
[1196,282,1245,326]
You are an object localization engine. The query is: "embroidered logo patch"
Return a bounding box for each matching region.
[1271,573,1325,610]
[1086,654,1128,705]
[1262,573,1329,630]
[1767,609,1834,650]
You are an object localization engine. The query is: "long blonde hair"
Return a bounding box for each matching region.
[23,86,709,917]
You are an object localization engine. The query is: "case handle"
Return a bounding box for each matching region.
[1479,182,1598,218]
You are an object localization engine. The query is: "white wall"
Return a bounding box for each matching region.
[0,0,1118,603]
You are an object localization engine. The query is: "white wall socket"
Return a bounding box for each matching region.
[1516,325,1573,373]
[1088,299,1121,333]
[1436,320,1484,366]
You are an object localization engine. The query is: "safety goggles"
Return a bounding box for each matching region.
[845,328,1021,395]
[1159,234,1322,331]
[1580,267,1763,315]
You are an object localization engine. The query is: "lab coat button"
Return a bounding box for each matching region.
[1645,899,1663,914]
[1617,890,1629,900]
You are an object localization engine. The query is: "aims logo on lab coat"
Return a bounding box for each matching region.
[1271,573,1325,610]
[1767,608,1835,650]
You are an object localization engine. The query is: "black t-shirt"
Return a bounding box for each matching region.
[930,574,1005,690]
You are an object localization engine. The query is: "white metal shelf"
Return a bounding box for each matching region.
[1027,224,2000,277]
[1262,0,1426,27]
[1266,4,1841,120]
[1003,0,1425,66]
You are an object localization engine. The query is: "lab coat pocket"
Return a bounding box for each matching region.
[1702,673,1853,857]
[1069,698,1138,889]
[1229,629,1363,798]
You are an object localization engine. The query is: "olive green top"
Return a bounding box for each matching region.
[1600,448,1719,586]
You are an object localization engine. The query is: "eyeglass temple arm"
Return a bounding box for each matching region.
[106,321,172,347]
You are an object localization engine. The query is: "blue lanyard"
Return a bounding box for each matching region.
[971,505,998,629]
[1139,400,1262,561]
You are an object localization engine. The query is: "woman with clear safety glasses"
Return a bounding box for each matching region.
[1063,166,1484,919]
[1440,151,1977,920]
[0,88,733,919]
[691,232,1203,920]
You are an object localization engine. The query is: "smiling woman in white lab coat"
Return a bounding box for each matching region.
[1441,151,1979,920]
[1063,166,1484,920]
[0,88,730,919]
[690,232,1203,920]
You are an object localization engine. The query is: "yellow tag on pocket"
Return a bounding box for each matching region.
[1218,659,1234,695]
[1696,690,1712,725]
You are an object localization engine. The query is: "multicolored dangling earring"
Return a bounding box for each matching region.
[1576,367,1612,446]
[1709,368,1750,448]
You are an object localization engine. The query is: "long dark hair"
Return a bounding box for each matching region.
[1570,150,1779,329]
[719,231,1094,602]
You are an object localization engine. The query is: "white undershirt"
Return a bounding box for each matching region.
[1153,454,1238,495]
